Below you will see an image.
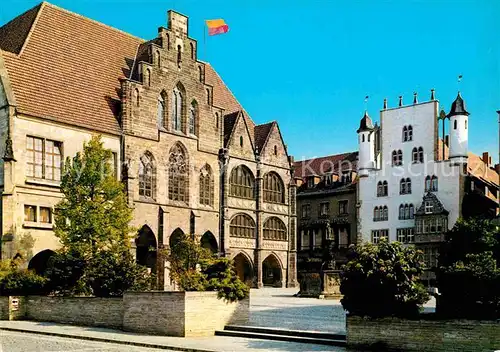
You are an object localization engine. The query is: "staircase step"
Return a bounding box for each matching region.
[223,325,346,341]
[215,330,347,347]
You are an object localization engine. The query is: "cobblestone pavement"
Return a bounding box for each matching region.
[248,288,346,333]
[0,330,175,352]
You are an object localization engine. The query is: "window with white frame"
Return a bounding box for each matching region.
[319,202,329,216]
[397,228,415,244]
[371,229,388,244]
[26,136,62,182]
[425,201,433,214]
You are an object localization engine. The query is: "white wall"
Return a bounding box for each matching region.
[358,101,462,242]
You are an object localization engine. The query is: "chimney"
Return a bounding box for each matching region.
[482,152,490,167]
[445,135,449,147]
[495,164,500,174]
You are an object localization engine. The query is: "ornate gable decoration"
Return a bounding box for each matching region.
[416,192,449,216]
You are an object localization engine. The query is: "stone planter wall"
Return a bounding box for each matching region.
[0,296,9,320]
[123,291,249,337]
[25,296,124,329]
[347,315,500,352]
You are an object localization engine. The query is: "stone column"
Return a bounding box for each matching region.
[218,148,230,257]
[254,153,263,288]
[286,156,298,288]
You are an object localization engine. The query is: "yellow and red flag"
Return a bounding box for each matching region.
[206,19,229,36]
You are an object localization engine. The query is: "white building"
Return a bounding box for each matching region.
[357,90,498,279]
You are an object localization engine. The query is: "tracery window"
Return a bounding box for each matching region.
[172,84,183,131]
[157,93,166,128]
[263,172,285,203]
[230,165,254,199]
[139,152,156,199]
[168,144,188,202]
[230,214,255,238]
[263,217,287,241]
[199,164,214,206]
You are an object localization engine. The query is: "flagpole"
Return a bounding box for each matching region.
[203,22,206,61]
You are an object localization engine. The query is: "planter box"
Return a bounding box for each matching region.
[123,291,249,337]
[347,315,500,352]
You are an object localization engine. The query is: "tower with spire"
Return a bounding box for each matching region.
[357,111,376,176]
[447,92,469,164]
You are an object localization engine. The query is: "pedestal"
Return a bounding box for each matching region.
[321,270,342,299]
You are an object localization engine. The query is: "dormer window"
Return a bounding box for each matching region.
[307,177,314,188]
[341,172,351,184]
[424,201,433,214]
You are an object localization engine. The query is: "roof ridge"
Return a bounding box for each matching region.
[17,2,45,56]
[42,1,146,42]
[296,151,358,164]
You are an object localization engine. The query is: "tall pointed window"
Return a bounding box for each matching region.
[418,147,424,163]
[407,125,413,141]
[139,152,156,200]
[400,178,411,194]
[230,214,256,238]
[155,50,161,68]
[177,45,182,68]
[145,69,151,87]
[206,88,211,105]
[230,165,254,199]
[431,176,438,192]
[172,84,183,131]
[263,172,285,203]
[157,94,166,128]
[377,181,388,196]
[425,175,432,192]
[402,126,408,141]
[189,100,197,135]
[199,164,214,206]
[263,217,287,241]
[168,143,188,202]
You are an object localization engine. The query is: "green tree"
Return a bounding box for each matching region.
[437,218,500,318]
[340,239,429,318]
[54,135,133,258]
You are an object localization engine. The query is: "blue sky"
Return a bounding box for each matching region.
[1,0,499,161]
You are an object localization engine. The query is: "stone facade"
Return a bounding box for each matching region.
[347,315,500,352]
[0,4,297,288]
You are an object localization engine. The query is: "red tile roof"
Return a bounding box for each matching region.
[254,122,274,152]
[294,152,358,179]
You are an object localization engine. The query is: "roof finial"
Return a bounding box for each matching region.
[399,96,403,107]
[383,98,387,110]
[364,95,369,111]
[413,92,418,104]
[431,88,435,100]
[458,74,463,93]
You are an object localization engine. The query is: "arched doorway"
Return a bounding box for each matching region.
[200,231,218,254]
[28,249,56,276]
[136,225,157,273]
[233,253,254,287]
[169,227,184,251]
[262,254,282,287]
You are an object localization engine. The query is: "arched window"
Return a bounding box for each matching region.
[402,126,408,141]
[134,88,140,107]
[392,150,402,166]
[206,88,211,105]
[239,136,243,147]
[418,147,424,163]
[465,120,467,129]
[145,69,151,87]
[198,66,203,82]
[408,125,413,141]
[454,119,457,130]
[263,217,287,241]
[230,165,254,199]
[406,178,412,194]
[189,100,197,135]
[431,175,438,192]
[172,83,184,131]
[157,93,166,128]
[362,134,365,142]
[374,206,379,221]
[377,181,383,197]
[177,44,182,68]
[139,152,156,199]
[425,175,431,192]
[383,206,388,220]
[199,164,214,206]
[215,112,219,129]
[409,204,415,219]
[400,178,406,194]
[399,204,404,219]
[383,181,388,196]
[412,147,418,163]
[230,214,255,238]
[190,42,195,59]
[168,143,188,202]
[263,172,285,203]
[155,50,161,68]
[404,204,410,219]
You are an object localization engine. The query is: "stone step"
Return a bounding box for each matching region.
[223,325,346,341]
[215,328,346,347]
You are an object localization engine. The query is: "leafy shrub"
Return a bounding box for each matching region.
[177,269,207,291]
[44,251,89,296]
[205,258,249,302]
[437,218,500,319]
[0,269,47,296]
[86,249,154,297]
[340,240,429,318]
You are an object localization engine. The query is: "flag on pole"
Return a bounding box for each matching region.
[206,19,229,36]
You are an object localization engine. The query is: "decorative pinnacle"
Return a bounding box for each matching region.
[399,96,403,107]
[431,89,435,100]
[413,92,418,104]
[383,98,387,110]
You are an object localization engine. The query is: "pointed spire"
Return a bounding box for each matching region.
[357,110,374,133]
[413,92,418,104]
[383,98,387,110]
[447,92,470,118]
[399,96,403,107]
[430,89,435,100]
